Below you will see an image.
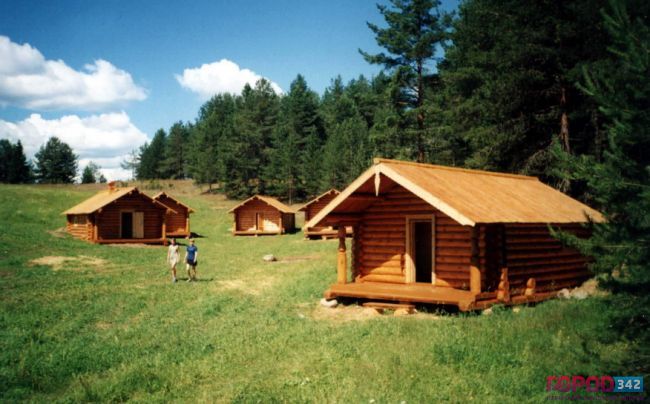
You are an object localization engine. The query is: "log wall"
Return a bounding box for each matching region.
[156,195,190,235]
[282,213,295,231]
[355,185,472,288]
[96,194,166,240]
[304,192,338,232]
[66,214,91,240]
[234,199,282,232]
[503,223,591,294]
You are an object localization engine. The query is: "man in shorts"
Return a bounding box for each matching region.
[185,238,198,282]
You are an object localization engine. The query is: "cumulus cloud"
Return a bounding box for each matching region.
[0,36,147,110]
[176,58,282,99]
[0,112,148,180]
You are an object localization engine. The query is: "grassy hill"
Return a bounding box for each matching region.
[0,182,629,402]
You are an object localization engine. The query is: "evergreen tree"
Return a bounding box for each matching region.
[556,0,650,288]
[322,114,371,190]
[190,94,236,190]
[360,0,452,161]
[440,0,611,187]
[81,162,101,184]
[137,129,167,179]
[0,139,31,183]
[162,121,191,179]
[120,149,140,180]
[34,137,77,184]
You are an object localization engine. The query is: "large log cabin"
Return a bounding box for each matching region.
[306,158,604,311]
[229,195,295,236]
[152,192,194,238]
[62,184,176,244]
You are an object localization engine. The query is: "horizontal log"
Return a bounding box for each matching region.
[436,248,472,257]
[437,225,472,234]
[436,234,471,241]
[360,274,406,284]
[507,244,563,252]
[362,225,405,232]
[362,259,402,268]
[507,250,585,261]
[360,266,403,276]
[509,270,591,284]
[363,246,405,254]
[362,240,405,248]
[437,256,471,264]
[363,233,405,240]
[361,253,402,261]
[365,206,435,214]
[436,240,473,248]
[435,271,469,280]
[366,200,432,209]
[436,263,470,272]
[362,218,406,225]
[509,265,590,277]
[508,257,587,268]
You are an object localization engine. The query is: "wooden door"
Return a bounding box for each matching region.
[256,213,264,231]
[405,215,436,284]
[121,212,133,238]
[133,211,144,238]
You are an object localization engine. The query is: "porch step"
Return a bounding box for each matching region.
[362,301,416,312]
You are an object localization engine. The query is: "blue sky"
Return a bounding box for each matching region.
[0,0,458,179]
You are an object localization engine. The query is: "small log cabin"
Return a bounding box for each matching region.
[229,195,295,236]
[306,158,604,311]
[299,189,351,239]
[62,184,176,244]
[152,192,194,238]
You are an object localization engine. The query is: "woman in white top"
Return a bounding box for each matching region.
[167,238,180,283]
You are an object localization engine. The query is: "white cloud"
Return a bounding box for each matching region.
[0,112,148,181]
[0,36,147,110]
[176,58,282,99]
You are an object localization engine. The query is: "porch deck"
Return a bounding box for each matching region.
[95,238,166,245]
[233,230,282,236]
[324,282,477,311]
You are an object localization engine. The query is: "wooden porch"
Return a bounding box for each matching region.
[95,237,166,245]
[324,282,477,311]
[233,230,282,236]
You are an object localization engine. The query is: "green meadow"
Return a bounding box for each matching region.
[0,183,633,402]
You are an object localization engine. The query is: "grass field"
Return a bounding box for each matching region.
[0,183,635,402]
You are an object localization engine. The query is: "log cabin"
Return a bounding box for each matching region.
[299,189,351,239]
[229,195,295,236]
[62,184,176,244]
[306,158,604,311]
[152,192,194,238]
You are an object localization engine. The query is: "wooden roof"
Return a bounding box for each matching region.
[306,158,604,227]
[297,189,340,212]
[62,187,176,215]
[228,195,295,214]
[152,192,195,213]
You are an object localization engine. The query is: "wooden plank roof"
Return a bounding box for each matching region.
[228,195,294,214]
[62,187,176,215]
[306,158,604,227]
[297,189,340,212]
[152,192,195,213]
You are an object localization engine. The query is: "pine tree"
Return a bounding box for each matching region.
[81,162,101,184]
[555,0,650,289]
[360,0,452,162]
[34,137,77,184]
[440,0,611,185]
[137,129,167,179]
[0,139,31,183]
[162,121,190,179]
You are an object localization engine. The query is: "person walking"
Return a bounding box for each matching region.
[185,238,198,282]
[167,238,180,283]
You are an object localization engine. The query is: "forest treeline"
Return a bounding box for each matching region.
[128,0,648,205]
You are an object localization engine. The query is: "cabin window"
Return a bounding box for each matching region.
[71,215,86,226]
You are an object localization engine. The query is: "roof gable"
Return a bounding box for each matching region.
[306,159,604,228]
[297,189,340,212]
[63,187,176,215]
[152,192,195,213]
[228,195,294,214]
